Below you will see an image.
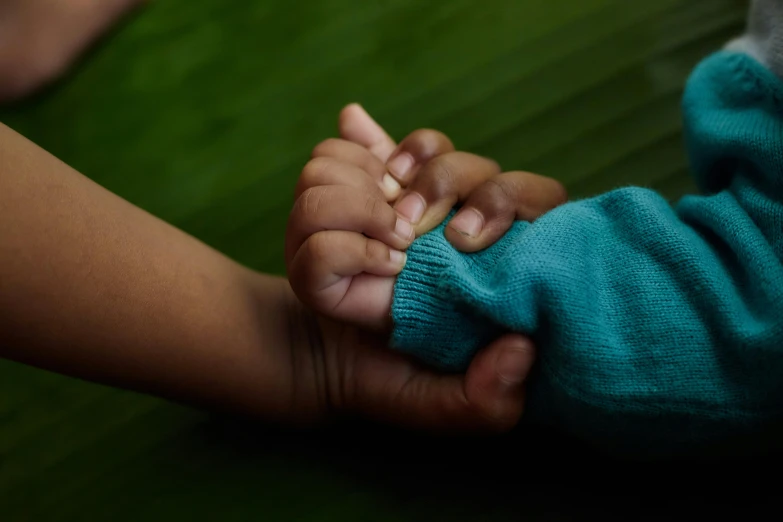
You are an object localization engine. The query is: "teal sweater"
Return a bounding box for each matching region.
[391,51,783,455]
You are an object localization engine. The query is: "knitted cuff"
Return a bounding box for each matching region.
[391,218,503,373]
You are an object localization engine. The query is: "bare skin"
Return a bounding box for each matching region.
[0,105,550,432]
[0,0,143,103]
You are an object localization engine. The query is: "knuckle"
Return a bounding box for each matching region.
[480,177,521,217]
[306,233,332,263]
[420,155,459,200]
[363,239,388,263]
[310,138,342,159]
[300,157,330,186]
[408,128,442,144]
[296,186,329,221]
[401,129,453,156]
[363,194,393,225]
[489,176,520,200]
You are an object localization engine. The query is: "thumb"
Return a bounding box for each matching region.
[464,334,536,432]
[349,334,535,433]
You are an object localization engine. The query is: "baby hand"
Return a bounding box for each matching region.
[286,129,501,331]
[286,154,412,332]
[286,123,568,331]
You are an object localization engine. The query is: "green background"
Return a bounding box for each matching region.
[1,0,768,520]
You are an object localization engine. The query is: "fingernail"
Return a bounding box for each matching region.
[449,208,484,238]
[395,217,414,242]
[395,193,426,224]
[496,348,532,386]
[390,249,407,266]
[382,173,402,199]
[387,153,414,182]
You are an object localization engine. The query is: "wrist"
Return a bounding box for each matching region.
[391,218,510,372]
[244,274,335,424]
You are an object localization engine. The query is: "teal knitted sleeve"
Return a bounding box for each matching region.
[391,51,783,454]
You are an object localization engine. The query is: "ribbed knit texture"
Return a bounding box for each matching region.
[391,51,783,455]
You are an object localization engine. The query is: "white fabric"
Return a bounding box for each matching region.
[726,0,783,78]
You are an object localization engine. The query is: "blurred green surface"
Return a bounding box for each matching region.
[0,0,763,520]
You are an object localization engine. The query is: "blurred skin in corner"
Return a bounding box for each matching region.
[0,0,144,103]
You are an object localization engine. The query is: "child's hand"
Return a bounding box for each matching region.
[286,113,568,332]
[333,104,567,248]
[277,106,540,433]
[286,130,502,331]
[281,106,563,432]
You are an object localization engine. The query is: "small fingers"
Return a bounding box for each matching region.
[394,152,501,234]
[446,171,568,252]
[385,129,455,187]
[288,231,401,328]
[339,103,397,163]
[286,185,415,264]
[309,139,401,201]
[296,156,386,201]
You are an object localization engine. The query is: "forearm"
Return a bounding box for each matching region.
[0,123,299,419]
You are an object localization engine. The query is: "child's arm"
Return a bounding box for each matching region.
[0,120,337,419]
[393,50,783,454]
[0,121,298,417]
[0,112,534,433]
